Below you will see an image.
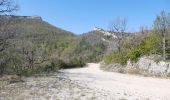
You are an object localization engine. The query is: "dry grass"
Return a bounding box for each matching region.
[125,68,141,75]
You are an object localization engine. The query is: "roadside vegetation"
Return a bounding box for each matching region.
[104,11,170,65]
[0,16,87,76]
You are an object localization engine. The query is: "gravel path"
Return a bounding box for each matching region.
[60,63,170,100]
[0,63,170,100]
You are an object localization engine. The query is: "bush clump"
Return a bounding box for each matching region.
[103,51,127,65]
[103,33,162,65]
[127,48,142,63]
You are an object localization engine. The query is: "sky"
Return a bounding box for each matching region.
[17,0,170,34]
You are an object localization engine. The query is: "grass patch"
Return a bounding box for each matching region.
[166,74,170,77]
[125,68,141,75]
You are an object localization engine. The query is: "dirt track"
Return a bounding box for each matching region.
[60,63,170,100]
[1,63,170,100]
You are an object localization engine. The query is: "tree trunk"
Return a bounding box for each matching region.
[118,39,121,52]
[30,51,34,69]
[163,33,166,60]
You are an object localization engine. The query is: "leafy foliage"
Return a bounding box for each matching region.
[103,33,163,64]
[72,32,107,62]
[104,51,127,65]
[0,16,86,76]
[127,48,142,63]
[140,34,162,55]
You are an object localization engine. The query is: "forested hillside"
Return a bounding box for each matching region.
[0,16,85,76]
[74,30,116,62]
[0,16,114,76]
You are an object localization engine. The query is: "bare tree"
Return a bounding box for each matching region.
[0,0,18,14]
[139,25,149,34]
[109,17,128,52]
[22,43,35,69]
[109,17,127,33]
[0,0,18,75]
[154,11,170,60]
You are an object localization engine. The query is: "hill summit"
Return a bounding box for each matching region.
[93,27,117,38]
[0,15,42,20]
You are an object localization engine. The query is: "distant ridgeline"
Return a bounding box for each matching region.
[0,15,42,20]
[93,27,117,38]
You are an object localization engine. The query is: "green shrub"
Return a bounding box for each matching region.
[103,51,128,65]
[167,74,170,77]
[153,57,162,63]
[127,34,161,63]
[140,34,161,55]
[65,57,86,69]
[103,33,162,65]
[103,52,116,64]
[116,51,128,65]
[127,48,142,63]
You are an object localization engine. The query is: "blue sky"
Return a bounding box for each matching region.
[17,0,170,34]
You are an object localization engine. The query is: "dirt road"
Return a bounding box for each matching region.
[60,63,170,100]
[1,63,170,100]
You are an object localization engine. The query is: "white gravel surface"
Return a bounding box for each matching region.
[1,63,170,100]
[60,63,170,100]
